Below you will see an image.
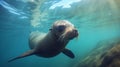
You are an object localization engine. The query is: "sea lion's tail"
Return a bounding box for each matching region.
[8,50,35,62]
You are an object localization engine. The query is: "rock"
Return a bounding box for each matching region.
[76,38,120,67]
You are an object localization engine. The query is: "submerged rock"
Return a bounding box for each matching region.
[76,38,120,67]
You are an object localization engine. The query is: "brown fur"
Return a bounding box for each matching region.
[8,20,78,62]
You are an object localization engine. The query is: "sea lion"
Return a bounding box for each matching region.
[8,20,78,62]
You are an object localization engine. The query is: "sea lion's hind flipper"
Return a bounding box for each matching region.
[62,48,75,58]
[8,50,35,62]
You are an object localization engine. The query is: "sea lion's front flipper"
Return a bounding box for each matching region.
[62,48,75,58]
[8,50,35,62]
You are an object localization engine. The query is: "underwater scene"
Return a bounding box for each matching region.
[0,0,120,67]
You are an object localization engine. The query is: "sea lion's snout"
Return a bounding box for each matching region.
[72,29,78,38]
[65,28,78,40]
[74,29,79,37]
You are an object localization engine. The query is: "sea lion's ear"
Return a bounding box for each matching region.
[49,28,52,31]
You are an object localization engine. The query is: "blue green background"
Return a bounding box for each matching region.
[0,0,120,67]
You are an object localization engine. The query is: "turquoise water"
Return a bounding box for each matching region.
[0,0,120,67]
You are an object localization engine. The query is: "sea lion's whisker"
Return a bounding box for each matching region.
[58,34,65,42]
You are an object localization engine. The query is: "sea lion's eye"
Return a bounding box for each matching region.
[57,25,66,32]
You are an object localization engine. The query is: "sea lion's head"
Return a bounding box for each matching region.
[50,20,78,42]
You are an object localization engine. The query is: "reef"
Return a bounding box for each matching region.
[76,38,120,67]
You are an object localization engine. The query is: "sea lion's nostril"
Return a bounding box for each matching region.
[74,29,78,33]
